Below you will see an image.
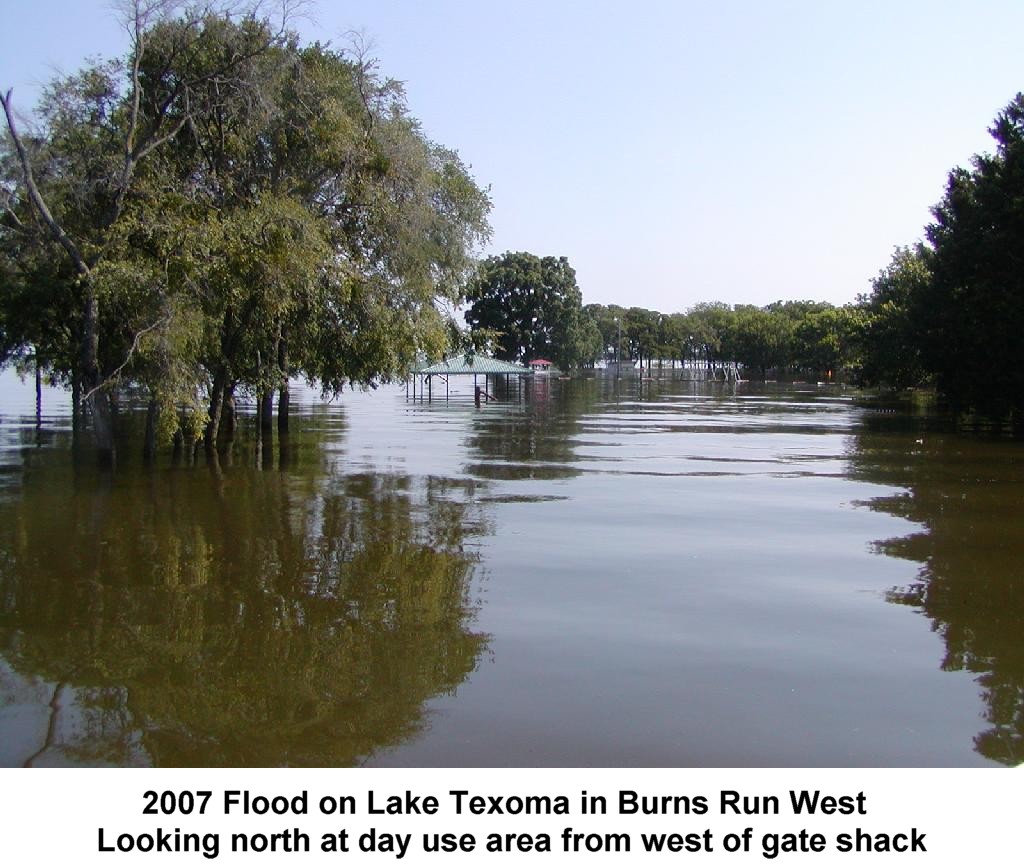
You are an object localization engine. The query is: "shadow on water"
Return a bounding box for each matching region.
[851,411,1024,765]
[0,402,489,767]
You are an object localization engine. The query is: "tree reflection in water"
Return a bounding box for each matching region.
[851,414,1024,765]
[0,448,489,766]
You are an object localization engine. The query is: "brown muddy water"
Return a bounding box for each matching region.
[0,369,1021,767]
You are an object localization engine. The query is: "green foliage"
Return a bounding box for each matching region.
[793,306,862,379]
[623,307,660,367]
[575,311,605,367]
[688,302,733,368]
[920,94,1024,420]
[583,303,628,362]
[1,8,491,450]
[730,306,793,376]
[857,246,930,389]
[853,93,1024,425]
[464,251,588,369]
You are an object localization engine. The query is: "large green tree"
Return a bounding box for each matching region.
[464,251,587,369]
[1,4,292,457]
[729,306,793,378]
[919,94,1024,421]
[793,306,862,380]
[1,5,491,457]
[857,246,930,389]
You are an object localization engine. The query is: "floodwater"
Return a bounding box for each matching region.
[0,369,1021,767]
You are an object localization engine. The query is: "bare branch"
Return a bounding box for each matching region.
[253,0,315,36]
[343,30,379,137]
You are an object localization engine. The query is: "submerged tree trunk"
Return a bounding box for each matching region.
[34,354,42,422]
[70,370,82,455]
[277,337,289,435]
[171,429,184,466]
[258,387,274,470]
[259,388,274,438]
[143,399,159,462]
[204,366,228,450]
[71,373,81,432]
[82,286,115,460]
[218,383,237,447]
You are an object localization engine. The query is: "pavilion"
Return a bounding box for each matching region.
[407,351,531,402]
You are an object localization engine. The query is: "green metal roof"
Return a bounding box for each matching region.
[412,353,531,375]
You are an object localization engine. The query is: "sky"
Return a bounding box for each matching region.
[3,0,1024,310]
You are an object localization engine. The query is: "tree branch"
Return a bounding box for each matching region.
[81,314,170,401]
[1,89,90,277]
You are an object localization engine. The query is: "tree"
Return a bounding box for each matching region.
[1,2,299,458]
[1,4,288,456]
[575,310,605,368]
[624,306,659,369]
[730,306,793,378]
[793,306,861,380]
[687,302,733,370]
[920,94,1024,421]
[464,251,587,369]
[583,303,628,362]
[857,246,930,389]
[667,312,694,366]
[1,5,491,458]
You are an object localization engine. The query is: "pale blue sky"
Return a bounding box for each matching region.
[3,0,1023,309]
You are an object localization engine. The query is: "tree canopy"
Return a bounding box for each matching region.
[463,251,590,370]
[855,93,1024,426]
[1,2,491,457]
[921,95,1024,419]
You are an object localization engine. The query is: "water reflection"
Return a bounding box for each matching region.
[0,431,488,766]
[3,370,1023,767]
[851,414,1024,765]
[463,378,599,481]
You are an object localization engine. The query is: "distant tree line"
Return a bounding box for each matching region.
[469,94,1024,433]
[464,253,862,380]
[1,1,491,460]
[579,300,862,380]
